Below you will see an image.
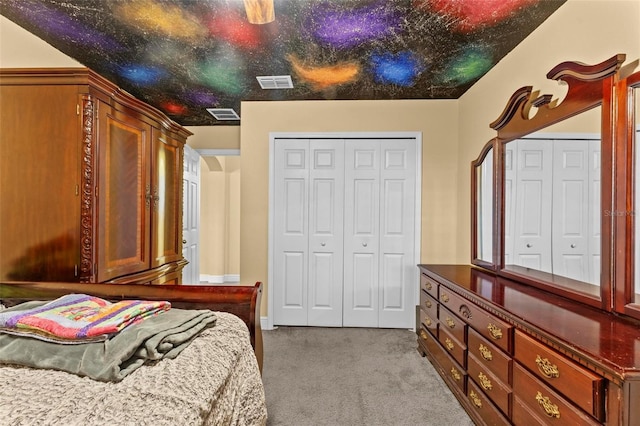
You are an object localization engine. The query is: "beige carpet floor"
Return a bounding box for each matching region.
[261,326,474,426]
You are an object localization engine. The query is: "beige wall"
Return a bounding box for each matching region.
[199,156,241,280]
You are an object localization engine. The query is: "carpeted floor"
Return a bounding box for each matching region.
[261,326,474,426]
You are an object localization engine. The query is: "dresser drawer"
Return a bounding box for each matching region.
[439,326,466,368]
[419,307,438,336]
[514,331,604,420]
[420,290,438,321]
[439,287,513,354]
[421,324,467,395]
[420,273,439,300]
[439,304,466,344]
[513,363,600,426]
[467,379,511,426]
[468,353,511,417]
[468,327,511,385]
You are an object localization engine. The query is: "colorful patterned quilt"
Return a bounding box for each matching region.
[0,293,170,343]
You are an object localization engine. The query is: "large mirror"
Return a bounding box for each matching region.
[472,141,495,268]
[503,107,601,297]
[471,54,626,309]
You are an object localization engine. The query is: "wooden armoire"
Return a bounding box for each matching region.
[0,68,192,284]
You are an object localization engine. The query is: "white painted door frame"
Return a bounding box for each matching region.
[267,132,422,330]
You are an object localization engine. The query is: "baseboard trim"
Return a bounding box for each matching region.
[199,274,240,284]
[261,316,274,330]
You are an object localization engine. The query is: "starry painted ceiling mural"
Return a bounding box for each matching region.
[0,0,567,126]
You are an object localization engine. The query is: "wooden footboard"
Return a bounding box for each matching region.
[0,281,263,372]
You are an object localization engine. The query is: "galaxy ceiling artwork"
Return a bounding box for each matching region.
[0,0,566,126]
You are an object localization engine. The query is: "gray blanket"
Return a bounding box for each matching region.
[0,300,217,382]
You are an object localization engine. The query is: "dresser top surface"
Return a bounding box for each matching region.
[419,264,640,375]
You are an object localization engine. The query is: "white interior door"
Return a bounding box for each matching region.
[182,145,200,284]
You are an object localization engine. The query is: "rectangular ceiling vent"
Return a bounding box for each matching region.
[206,108,240,121]
[256,75,293,89]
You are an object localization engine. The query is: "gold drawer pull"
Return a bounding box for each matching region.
[469,390,482,408]
[424,299,432,309]
[441,293,450,303]
[536,355,560,379]
[420,330,428,340]
[478,372,493,391]
[535,391,561,419]
[425,280,432,291]
[450,367,461,381]
[445,338,455,351]
[425,317,432,327]
[487,323,503,340]
[445,317,455,328]
[479,344,493,361]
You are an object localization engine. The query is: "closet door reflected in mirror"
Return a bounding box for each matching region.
[472,141,495,267]
[503,107,602,296]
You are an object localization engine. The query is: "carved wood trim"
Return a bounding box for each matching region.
[490,54,625,141]
[80,95,96,282]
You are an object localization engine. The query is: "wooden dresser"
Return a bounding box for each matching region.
[417,264,640,426]
[0,68,191,284]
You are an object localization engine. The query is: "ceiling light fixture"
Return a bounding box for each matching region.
[243,0,275,25]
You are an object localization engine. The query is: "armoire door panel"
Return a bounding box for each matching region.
[151,133,183,268]
[97,102,151,282]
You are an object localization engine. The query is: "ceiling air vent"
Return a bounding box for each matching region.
[206,108,240,121]
[256,75,294,89]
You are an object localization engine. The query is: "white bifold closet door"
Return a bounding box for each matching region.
[273,139,345,326]
[273,138,416,328]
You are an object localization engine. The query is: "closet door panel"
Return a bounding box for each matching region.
[273,140,309,325]
[308,140,344,326]
[344,142,380,327]
[379,141,417,328]
[552,140,590,283]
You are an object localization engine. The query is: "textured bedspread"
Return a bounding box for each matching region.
[0,312,267,426]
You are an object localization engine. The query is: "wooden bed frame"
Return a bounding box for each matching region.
[0,281,263,372]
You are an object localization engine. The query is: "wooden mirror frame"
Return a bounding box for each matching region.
[614,68,640,320]
[473,54,626,310]
[471,139,499,270]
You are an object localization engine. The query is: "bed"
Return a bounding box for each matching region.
[0,281,267,426]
